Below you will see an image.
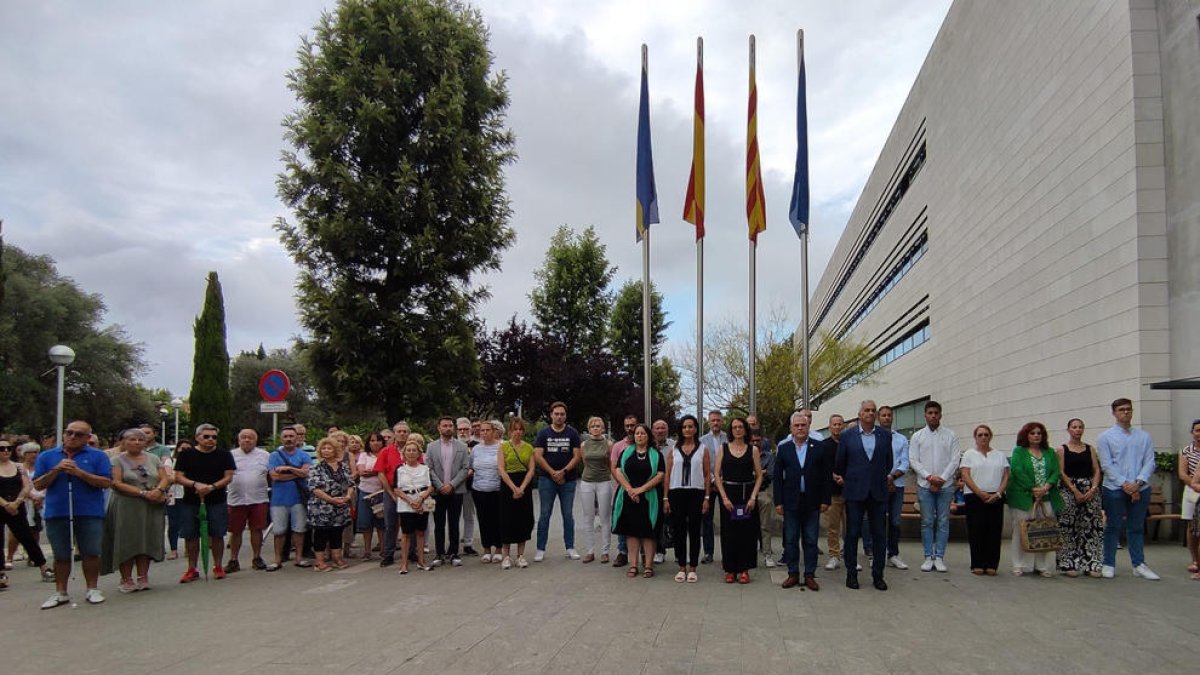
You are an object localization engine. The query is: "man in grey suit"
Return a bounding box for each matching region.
[426,416,470,567]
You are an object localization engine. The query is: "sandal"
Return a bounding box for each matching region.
[1011,570,1024,577]
[627,565,639,578]
[264,563,281,572]
[724,572,736,583]
[398,568,409,575]
[600,554,609,564]
[332,560,349,570]
[294,560,313,568]
[1188,562,1200,574]
[674,570,687,583]
[737,571,750,584]
[314,563,333,572]
[643,567,655,578]
[686,571,699,583]
[971,569,984,576]
[1191,572,1200,581]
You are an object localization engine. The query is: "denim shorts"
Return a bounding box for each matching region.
[45,516,104,561]
[177,502,230,539]
[270,504,307,533]
[356,491,385,531]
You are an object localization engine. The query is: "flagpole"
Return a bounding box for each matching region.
[799,29,811,410]
[641,44,653,423]
[695,37,705,420]
[747,35,758,417]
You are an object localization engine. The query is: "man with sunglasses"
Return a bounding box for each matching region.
[33,420,113,608]
[173,424,236,583]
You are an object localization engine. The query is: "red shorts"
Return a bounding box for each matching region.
[228,503,269,532]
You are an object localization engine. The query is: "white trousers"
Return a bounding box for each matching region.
[579,479,613,555]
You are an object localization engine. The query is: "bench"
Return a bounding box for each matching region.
[900,481,967,520]
[1147,484,1182,541]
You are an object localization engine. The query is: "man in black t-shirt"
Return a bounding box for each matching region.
[173,423,236,582]
[532,402,583,562]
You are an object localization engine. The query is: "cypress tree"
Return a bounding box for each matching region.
[189,271,231,448]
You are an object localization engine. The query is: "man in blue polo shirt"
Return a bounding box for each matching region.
[33,420,113,609]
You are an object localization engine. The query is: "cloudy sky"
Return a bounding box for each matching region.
[0,0,951,399]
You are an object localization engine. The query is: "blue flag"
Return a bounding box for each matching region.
[788,52,810,238]
[635,54,659,242]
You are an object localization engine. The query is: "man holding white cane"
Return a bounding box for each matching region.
[33,420,113,609]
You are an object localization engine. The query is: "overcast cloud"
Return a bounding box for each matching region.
[0,0,951,398]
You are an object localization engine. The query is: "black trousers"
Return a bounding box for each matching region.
[433,492,463,556]
[669,489,704,567]
[964,493,1004,570]
[471,489,501,550]
[0,505,47,568]
[312,526,344,552]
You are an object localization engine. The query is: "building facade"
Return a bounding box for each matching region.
[807,0,1199,451]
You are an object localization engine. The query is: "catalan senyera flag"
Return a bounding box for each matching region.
[746,49,767,242]
[682,49,705,241]
[635,50,659,242]
[788,44,810,238]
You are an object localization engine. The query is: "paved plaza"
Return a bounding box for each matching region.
[2,509,1196,675]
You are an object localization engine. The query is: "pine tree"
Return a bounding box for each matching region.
[189,272,231,448]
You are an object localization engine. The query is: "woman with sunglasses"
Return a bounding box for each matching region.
[0,440,56,587]
[101,428,171,592]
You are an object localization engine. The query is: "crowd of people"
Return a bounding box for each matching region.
[1,396,1197,608]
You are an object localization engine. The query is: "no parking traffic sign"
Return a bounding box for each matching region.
[258,369,291,402]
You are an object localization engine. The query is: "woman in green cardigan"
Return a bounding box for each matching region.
[1008,421,1063,577]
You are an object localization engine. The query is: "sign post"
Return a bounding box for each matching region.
[258,370,291,443]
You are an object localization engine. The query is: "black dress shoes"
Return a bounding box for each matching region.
[873,577,888,591]
[845,576,860,589]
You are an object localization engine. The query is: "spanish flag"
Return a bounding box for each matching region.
[746,38,767,243]
[682,41,705,241]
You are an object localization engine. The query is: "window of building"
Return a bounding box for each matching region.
[838,234,928,339]
[812,141,926,337]
[873,322,930,370]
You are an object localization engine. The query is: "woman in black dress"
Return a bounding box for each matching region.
[612,424,665,578]
[714,417,763,584]
[1055,418,1103,577]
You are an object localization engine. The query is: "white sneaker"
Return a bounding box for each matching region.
[824,556,841,571]
[517,555,529,568]
[653,552,665,564]
[888,555,909,570]
[85,588,106,605]
[533,550,545,562]
[920,557,935,572]
[764,555,777,568]
[933,557,948,573]
[41,592,70,610]
[1101,565,1115,579]
[1133,564,1160,580]
[856,561,863,571]
[566,549,581,561]
[500,556,512,570]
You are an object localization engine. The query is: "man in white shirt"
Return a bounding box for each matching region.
[227,429,270,573]
[908,401,960,572]
[698,410,728,564]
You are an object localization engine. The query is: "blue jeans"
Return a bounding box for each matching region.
[918,486,954,558]
[1102,486,1150,567]
[536,477,577,552]
[783,507,821,577]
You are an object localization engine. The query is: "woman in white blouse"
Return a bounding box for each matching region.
[394,440,434,574]
[959,425,1009,576]
[470,420,504,563]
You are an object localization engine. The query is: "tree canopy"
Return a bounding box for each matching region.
[275,0,515,422]
[528,225,615,357]
[189,272,232,448]
[0,243,151,438]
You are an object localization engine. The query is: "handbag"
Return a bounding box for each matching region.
[421,497,437,513]
[1018,500,1062,552]
[364,490,387,517]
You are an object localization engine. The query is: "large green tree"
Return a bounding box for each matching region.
[189,272,231,448]
[276,0,514,422]
[0,243,149,438]
[607,279,679,415]
[528,225,615,356]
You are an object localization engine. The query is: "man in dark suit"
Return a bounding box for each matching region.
[774,412,831,590]
[834,400,893,590]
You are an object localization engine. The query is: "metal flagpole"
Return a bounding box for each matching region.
[799,30,811,409]
[695,37,705,420]
[747,35,758,416]
[642,45,653,424]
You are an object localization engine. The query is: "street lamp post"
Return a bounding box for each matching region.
[171,397,183,445]
[48,345,76,446]
[159,405,169,445]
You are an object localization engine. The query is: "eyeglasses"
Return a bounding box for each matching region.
[0,446,11,451]
[63,430,89,437]
[199,434,217,440]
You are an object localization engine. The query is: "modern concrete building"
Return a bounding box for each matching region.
[807,0,1199,451]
